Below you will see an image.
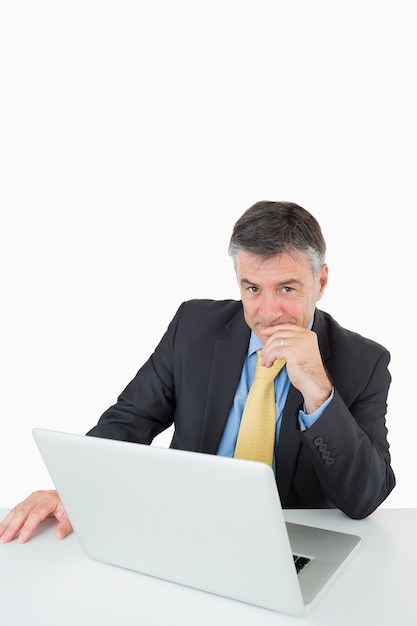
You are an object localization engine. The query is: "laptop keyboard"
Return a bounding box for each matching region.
[293,554,311,574]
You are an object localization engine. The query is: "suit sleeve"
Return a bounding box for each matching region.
[86,304,183,443]
[301,348,396,519]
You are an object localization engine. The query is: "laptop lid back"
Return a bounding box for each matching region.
[32,428,361,616]
[33,428,308,615]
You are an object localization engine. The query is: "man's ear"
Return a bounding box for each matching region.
[316,264,329,301]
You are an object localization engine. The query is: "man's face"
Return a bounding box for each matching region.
[235,250,328,344]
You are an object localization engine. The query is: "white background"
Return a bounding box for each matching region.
[1,1,415,509]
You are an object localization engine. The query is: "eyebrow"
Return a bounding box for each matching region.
[240,277,303,288]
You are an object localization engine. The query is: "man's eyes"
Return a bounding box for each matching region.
[246,286,294,294]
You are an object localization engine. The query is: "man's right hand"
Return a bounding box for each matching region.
[0,490,73,544]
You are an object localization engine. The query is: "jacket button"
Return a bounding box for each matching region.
[325,458,335,466]
[319,443,327,453]
[313,437,324,446]
[321,450,331,459]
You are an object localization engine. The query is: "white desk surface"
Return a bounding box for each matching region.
[1,507,416,626]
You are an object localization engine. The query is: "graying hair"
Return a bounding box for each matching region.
[228,201,326,280]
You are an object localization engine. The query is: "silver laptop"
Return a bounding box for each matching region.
[32,428,361,617]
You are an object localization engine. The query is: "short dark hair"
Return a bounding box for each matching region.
[228,201,326,278]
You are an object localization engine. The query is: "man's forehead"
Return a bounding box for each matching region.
[235,250,310,273]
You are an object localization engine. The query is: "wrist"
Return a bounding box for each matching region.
[304,384,332,414]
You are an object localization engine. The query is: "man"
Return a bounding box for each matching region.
[0,201,396,543]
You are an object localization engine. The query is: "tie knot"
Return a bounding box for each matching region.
[255,350,286,381]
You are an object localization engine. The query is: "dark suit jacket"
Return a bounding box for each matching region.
[88,299,395,519]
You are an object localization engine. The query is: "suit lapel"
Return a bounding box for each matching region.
[199,310,250,454]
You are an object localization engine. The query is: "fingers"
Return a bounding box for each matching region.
[0,490,54,544]
[0,490,71,544]
[0,502,36,544]
[260,333,292,367]
[54,507,73,540]
[260,324,310,365]
[56,518,73,540]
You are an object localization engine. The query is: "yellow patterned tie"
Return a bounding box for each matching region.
[234,350,286,467]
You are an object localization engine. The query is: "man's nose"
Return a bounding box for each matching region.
[259,293,282,321]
